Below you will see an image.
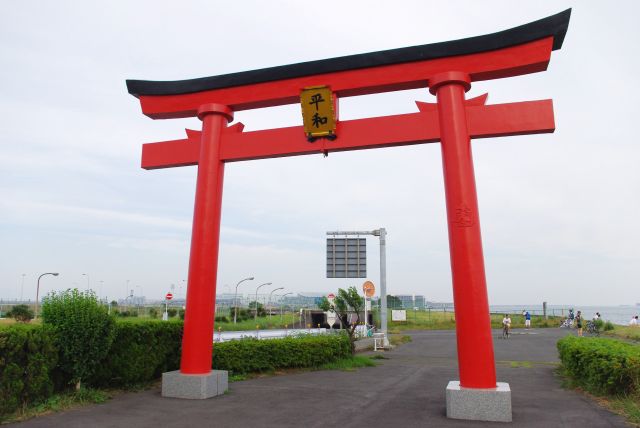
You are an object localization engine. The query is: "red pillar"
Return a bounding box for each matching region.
[180,103,232,374]
[430,72,497,388]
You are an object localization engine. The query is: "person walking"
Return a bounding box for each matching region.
[630,315,639,326]
[575,310,583,337]
[525,311,531,329]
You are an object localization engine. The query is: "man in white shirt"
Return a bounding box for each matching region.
[502,315,512,338]
[630,316,639,326]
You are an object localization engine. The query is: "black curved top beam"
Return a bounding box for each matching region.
[126,9,571,97]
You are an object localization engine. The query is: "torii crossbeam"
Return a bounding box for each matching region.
[127,9,570,418]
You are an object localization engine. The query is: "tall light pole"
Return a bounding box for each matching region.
[35,272,59,319]
[234,276,254,324]
[82,273,90,292]
[268,287,284,319]
[280,292,293,321]
[254,282,271,320]
[99,280,104,301]
[20,273,26,302]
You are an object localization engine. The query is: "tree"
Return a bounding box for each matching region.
[319,287,363,354]
[41,288,115,390]
[387,295,403,309]
[248,301,266,317]
[6,304,34,322]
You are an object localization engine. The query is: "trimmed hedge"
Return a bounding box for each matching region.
[213,334,351,374]
[0,324,58,416]
[557,336,640,395]
[90,320,183,387]
[1,320,351,417]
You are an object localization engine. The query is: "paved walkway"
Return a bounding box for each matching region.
[12,329,627,427]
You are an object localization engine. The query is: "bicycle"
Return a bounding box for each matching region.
[560,318,572,328]
[585,320,600,336]
[502,323,510,339]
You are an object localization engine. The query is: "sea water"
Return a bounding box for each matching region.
[490,304,639,326]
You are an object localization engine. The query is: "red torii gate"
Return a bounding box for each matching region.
[127,9,570,414]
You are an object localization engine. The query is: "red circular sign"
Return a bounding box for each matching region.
[327,293,335,300]
[165,292,173,300]
[362,281,375,298]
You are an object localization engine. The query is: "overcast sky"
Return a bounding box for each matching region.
[1,1,638,306]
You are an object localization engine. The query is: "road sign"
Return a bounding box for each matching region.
[326,237,366,278]
[392,310,407,322]
[165,292,173,300]
[326,310,337,326]
[327,293,335,303]
[362,280,375,298]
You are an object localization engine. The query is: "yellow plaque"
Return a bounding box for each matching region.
[300,86,336,141]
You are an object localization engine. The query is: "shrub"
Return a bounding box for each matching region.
[0,324,58,417]
[41,289,115,390]
[90,320,182,387]
[6,304,34,323]
[213,333,351,374]
[214,315,228,323]
[557,336,640,395]
[167,308,178,318]
[148,308,159,319]
[230,308,252,322]
[179,309,185,320]
[603,321,615,331]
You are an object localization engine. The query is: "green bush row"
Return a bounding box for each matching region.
[0,324,58,416]
[90,320,183,387]
[557,336,640,395]
[213,333,351,374]
[0,320,350,416]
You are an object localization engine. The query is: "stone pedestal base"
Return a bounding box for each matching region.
[162,370,228,399]
[446,381,512,422]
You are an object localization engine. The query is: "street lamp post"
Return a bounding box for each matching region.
[20,274,26,302]
[234,277,254,324]
[280,292,293,321]
[254,282,271,320]
[35,272,59,319]
[82,273,90,292]
[268,287,284,319]
[125,279,129,307]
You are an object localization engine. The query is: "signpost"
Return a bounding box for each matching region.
[362,281,375,331]
[326,309,337,327]
[163,292,173,321]
[327,227,389,347]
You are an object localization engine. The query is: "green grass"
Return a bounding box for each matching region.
[319,355,378,371]
[1,388,109,424]
[509,361,533,368]
[369,354,388,360]
[603,325,640,342]
[389,334,412,346]
[387,310,561,333]
[229,373,249,382]
[608,395,640,425]
[561,372,640,426]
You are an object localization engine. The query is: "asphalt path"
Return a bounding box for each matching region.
[11,328,627,427]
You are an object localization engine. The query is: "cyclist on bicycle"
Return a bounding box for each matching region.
[502,314,512,338]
